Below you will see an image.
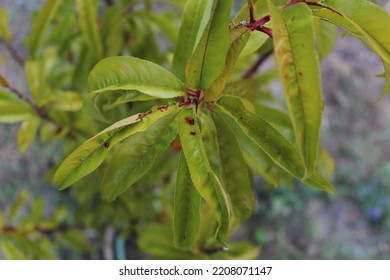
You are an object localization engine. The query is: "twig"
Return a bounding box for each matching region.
[0,38,25,67]
[104,0,114,7]
[242,49,273,79]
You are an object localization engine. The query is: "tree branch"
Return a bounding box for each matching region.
[242,49,273,79]
[0,38,25,67]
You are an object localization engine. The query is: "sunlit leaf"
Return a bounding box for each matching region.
[178,108,231,244]
[270,1,323,178]
[173,152,201,249]
[101,109,180,201]
[53,104,181,189]
[88,56,185,100]
[186,0,233,90]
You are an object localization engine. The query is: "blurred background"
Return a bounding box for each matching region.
[1,0,390,259]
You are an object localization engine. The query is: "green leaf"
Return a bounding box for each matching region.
[212,111,254,224]
[25,60,46,106]
[217,95,334,193]
[0,6,12,42]
[101,108,180,201]
[376,62,390,102]
[219,108,280,186]
[0,90,33,123]
[148,12,179,45]
[173,152,201,249]
[186,0,234,90]
[76,0,103,61]
[7,191,28,220]
[178,108,231,244]
[254,104,293,130]
[1,239,27,260]
[17,116,41,153]
[207,28,251,101]
[26,0,60,56]
[240,32,268,57]
[88,56,186,99]
[312,1,390,99]
[172,0,212,81]
[270,2,323,178]
[138,224,194,259]
[53,104,181,189]
[318,0,390,65]
[313,17,337,60]
[223,79,274,101]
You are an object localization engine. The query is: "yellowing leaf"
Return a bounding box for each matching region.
[270,2,323,178]
[53,104,181,189]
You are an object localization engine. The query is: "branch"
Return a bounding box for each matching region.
[242,49,273,79]
[3,223,86,235]
[0,38,25,67]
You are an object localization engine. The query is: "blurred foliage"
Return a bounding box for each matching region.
[0,0,389,260]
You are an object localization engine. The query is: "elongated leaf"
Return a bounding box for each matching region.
[212,111,254,224]
[101,110,180,201]
[377,62,390,102]
[217,95,334,193]
[17,116,41,153]
[173,152,201,249]
[0,90,33,123]
[186,0,233,90]
[178,108,230,244]
[319,0,390,65]
[313,17,337,60]
[76,0,103,61]
[270,2,323,178]
[88,56,185,99]
[53,104,181,189]
[7,191,28,220]
[27,0,60,56]
[172,0,212,80]
[223,79,274,101]
[25,60,45,106]
[312,1,390,98]
[0,6,12,42]
[207,28,250,101]
[240,32,268,57]
[219,105,281,187]
[254,103,293,130]
[1,239,27,260]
